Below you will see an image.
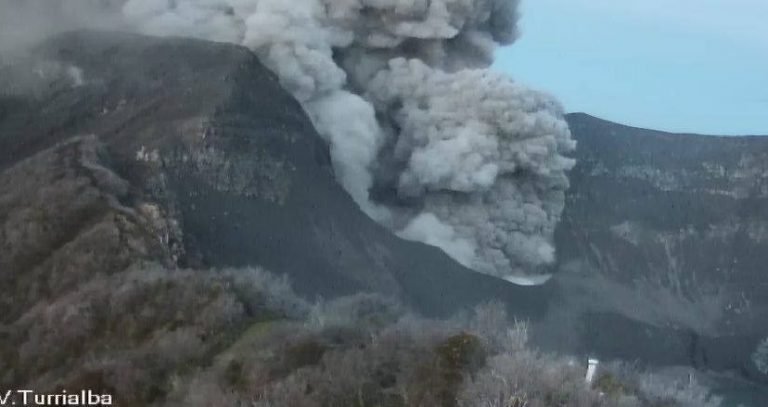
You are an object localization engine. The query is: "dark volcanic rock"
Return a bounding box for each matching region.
[559,113,768,335]
[0,30,550,317]
[2,31,767,400]
[548,113,768,384]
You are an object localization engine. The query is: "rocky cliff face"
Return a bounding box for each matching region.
[0,30,551,318]
[557,113,768,336]
[2,31,767,400]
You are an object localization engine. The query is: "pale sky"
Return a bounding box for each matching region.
[494,0,768,135]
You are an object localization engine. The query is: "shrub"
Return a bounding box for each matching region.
[4,264,307,405]
[753,337,768,376]
[458,352,603,407]
[594,373,632,399]
[306,292,402,330]
[5,264,724,407]
[456,301,529,354]
[637,374,722,407]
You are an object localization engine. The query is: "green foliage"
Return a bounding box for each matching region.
[4,266,722,407]
[595,373,633,399]
[436,332,487,373]
[224,360,246,390]
[2,265,303,405]
[282,340,328,371]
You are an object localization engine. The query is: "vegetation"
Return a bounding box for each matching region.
[0,265,722,406]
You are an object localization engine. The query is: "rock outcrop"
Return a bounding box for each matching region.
[2,31,767,402]
[0,30,551,317]
[558,113,768,335]
[542,114,768,392]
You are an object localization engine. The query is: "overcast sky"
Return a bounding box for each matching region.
[494,0,768,135]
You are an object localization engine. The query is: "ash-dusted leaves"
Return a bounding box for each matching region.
[753,337,768,375]
[3,266,721,407]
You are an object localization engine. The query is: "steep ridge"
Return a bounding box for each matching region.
[559,113,768,335]
[0,30,551,318]
[1,32,767,398]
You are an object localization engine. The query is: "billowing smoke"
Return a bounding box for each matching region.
[0,0,125,54]
[366,58,574,277]
[4,0,576,281]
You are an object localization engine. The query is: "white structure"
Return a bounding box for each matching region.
[585,358,600,385]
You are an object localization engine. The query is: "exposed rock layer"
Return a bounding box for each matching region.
[558,113,768,336]
[1,32,767,398]
[0,30,550,317]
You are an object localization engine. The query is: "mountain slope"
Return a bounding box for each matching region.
[559,113,768,335]
[1,32,767,399]
[0,30,551,318]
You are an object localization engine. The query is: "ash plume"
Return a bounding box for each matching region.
[0,0,125,54]
[4,0,576,281]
